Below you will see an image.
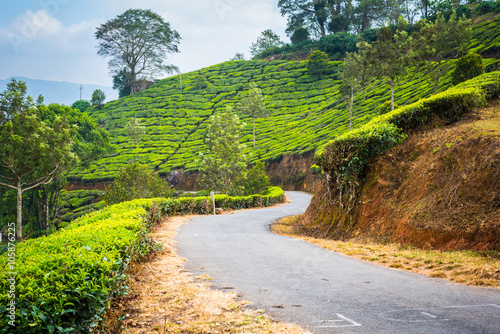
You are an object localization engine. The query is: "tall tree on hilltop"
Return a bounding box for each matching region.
[95,9,181,95]
[237,83,269,147]
[0,80,75,242]
[416,11,471,94]
[250,30,284,57]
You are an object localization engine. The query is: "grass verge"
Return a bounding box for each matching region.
[103,215,310,333]
[272,215,500,288]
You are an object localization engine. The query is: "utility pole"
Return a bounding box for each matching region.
[80,85,83,100]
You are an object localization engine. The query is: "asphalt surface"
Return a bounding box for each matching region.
[176,191,500,333]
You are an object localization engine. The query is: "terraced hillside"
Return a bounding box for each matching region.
[71,16,500,184]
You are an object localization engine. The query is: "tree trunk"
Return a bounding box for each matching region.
[253,117,256,147]
[16,183,22,242]
[391,80,395,111]
[349,85,354,131]
[433,61,441,95]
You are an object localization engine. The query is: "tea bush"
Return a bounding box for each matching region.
[0,187,285,333]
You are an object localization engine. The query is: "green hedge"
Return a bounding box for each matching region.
[0,187,285,333]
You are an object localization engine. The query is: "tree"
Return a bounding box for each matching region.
[113,68,132,98]
[0,80,75,242]
[198,106,248,195]
[291,27,310,44]
[91,89,106,108]
[103,162,172,205]
[231,53,245,60]
[250,29,284,57]
[242,161,270,195]
[360,18,418,110]
[307,50,330,79]
[352,0,388,33]
[278,0,353,37]
[194,74,207,90]
[416,11,471,94]
[125,117,146,161]
[28,103,113,233]
[340,52,361,131]
[71,100,91,113]
[95,9,181,95]
[237,82,269,147]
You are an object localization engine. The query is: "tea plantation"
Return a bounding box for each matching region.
[71,16,500,184]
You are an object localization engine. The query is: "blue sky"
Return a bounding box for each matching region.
[0,0,288,87]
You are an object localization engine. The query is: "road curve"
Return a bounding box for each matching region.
[175,191,500,333]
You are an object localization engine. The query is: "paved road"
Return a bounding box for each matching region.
[176,192,500,333]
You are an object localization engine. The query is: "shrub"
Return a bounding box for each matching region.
[451,53,485,85]
[379,101,400,115]
[307,51,330,79]
[242,161,270,195]
[102,162,173,205]
[291,28,309,44]
[0,187,285,333]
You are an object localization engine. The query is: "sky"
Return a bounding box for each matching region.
[0,0,289,87]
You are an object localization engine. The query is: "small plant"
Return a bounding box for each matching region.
[451,53,485,85]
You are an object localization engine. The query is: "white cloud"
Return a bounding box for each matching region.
[8,9,62,41]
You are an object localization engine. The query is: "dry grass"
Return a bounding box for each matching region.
[102,215,310,334]
[272,215,500,288]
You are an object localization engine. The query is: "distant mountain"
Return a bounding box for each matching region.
[0,77,118,106]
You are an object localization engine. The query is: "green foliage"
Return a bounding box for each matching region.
[452,52,486,85]
[236,82,269,146]
[95,9,180,94]
[193,74,207,90]
[71,100,91,113]
[102,162,172,205]
[379,101,399,115]
[416,11,471,94]
[0,80,76,241]
[250,29,284,57]
[242,161,270,195]
[198,107,247,195]
[291,27,309,44]
[0,187,285,332]
[315,71,499,216]
[307,50,330,79]
[91,89,106,108]
[125,117,145,160]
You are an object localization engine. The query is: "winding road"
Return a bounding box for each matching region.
[176,192,500,333]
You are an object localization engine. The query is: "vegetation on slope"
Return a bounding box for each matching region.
[0,188,285,332]
[73,56,498,183]
[298,72,500,251]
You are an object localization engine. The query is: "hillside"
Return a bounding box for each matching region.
[71,58,499,183]
[0,77,117,105]
[71,14,500,184]
[296,95,500,251]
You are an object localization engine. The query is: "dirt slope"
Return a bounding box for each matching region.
[297,101,500,251]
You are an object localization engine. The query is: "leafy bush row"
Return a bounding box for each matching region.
[0,187,285,333]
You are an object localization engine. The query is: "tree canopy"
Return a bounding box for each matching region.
[95,9,181,95]
[91,89,106,108]
[0,80,75,241]
[250,30,285,57]
[198,107,248,195]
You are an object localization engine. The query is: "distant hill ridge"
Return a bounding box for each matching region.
[0,77,117,106]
